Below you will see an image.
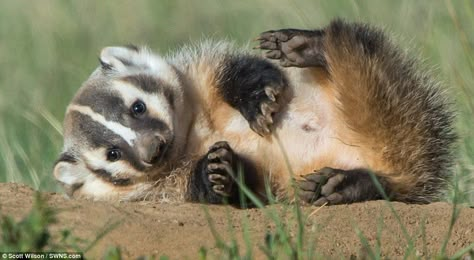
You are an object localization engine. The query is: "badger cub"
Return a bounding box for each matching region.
[54,20,455,205]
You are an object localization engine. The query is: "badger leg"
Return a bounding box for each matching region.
[218,56,289,136]
[258,21,455,203]
[188,141,257,205]
[258,27,394,204]
[298,168,391,206]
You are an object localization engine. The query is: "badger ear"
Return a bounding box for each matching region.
[53,155,89,197]
[99,45,140,72]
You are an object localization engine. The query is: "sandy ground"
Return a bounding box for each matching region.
[0,183,473,259]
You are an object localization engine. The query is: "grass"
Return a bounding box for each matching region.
[1,192,473,259]
[0,194,57,252]
[0,0,473,259]
[0,193,125,259]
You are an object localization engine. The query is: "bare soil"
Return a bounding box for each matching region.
[0,183,473,259]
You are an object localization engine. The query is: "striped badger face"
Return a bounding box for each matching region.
[54,46,186,200]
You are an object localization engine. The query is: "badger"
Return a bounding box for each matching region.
[53,20,456,205]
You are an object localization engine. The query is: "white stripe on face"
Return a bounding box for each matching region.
[67,104,137,146]
[112,80,173,126]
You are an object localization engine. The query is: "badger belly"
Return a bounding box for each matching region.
[207,68,368,183]
[268,72,368,179]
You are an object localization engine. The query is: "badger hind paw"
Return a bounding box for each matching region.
[257,29,326,68]
[297,167,387,206]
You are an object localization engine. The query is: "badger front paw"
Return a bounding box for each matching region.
[256,29,326,68]
[247,84,284,136]
[205,141,236,197]
[218,56,288,137]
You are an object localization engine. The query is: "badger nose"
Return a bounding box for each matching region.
[137,134,166,165]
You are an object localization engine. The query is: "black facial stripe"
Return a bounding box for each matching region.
[121,74,175,110]
[130,117,170,134]
[69,111,124,148]
[122,74,163,93]
[68,111,146,172]
[86,166,132,186]
[75,86,128,122]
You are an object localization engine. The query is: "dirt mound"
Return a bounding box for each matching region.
[0,183,472,258]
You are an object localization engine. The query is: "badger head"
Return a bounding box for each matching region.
[53,46,188,201]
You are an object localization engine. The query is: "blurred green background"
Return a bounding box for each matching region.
[0,0,472,203]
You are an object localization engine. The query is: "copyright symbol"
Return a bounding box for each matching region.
[2,253,7,258]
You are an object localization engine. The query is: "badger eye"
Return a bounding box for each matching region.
[106,148,121,162]
[131,100,146,116]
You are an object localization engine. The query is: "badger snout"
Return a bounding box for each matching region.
[136,134,167,165]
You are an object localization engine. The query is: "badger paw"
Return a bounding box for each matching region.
[248,84,284,137]
[204,141,237,197]
[256,29,326,68]
[189,141,258,205]
[297,167,387,206]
